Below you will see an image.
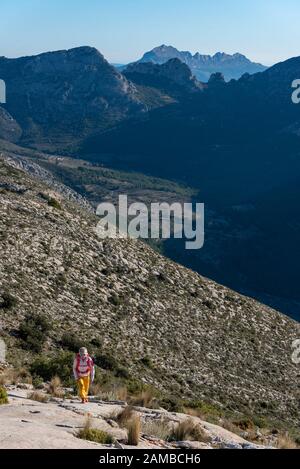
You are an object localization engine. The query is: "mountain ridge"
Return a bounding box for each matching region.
[137,44,268,81]
[0,46,145,151]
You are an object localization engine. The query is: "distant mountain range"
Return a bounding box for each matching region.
[136,44,268,81]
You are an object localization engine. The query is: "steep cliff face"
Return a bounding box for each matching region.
[0,47,145,150]
[0,155,299,429]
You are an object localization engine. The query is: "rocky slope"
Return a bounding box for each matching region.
[137,45,267,81]
[0,155,299,433]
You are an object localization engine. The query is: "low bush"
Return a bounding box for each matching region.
[32,375,44,389]
[30,351,74,385]
[140,356,153,368]
[94,354,118,371]
[77,416,114,444]
[0,292,17,310]
[60,333,82,352]
[159,396,182,413]
[0,386,8,405]
[19,314,51,352]
[48,197,62,210]
[183,399,222,421]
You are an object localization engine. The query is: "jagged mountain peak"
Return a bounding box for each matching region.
[138,45,267,81]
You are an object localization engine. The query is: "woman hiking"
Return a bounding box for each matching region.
[73,347,95,403]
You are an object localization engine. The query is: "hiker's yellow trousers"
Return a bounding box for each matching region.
[77,375,90,400]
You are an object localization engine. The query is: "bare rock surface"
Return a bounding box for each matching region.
[0,388,266,450]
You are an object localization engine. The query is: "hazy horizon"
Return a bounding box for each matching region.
[0,44,275,67]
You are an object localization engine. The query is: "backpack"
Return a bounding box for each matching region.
[76,353,93,375]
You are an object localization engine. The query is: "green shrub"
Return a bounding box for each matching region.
[61,332,82,352]
[185,399,222,419]
[32,375,44,388]
[0,292,17,310]
[48,197,62,210]
[77,417,114,444]
[19,314,51,352]
[114,366,130,379]
[94,354,118,371]
[108,294,123,306]
[77,427,114,444]
[140,356,153,368]
[159,396,182,413]
[90,337,102,348]
[39,193,62,210]
[0,386,8,405]
[30,351,74,385]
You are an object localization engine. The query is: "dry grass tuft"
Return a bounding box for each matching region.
[111,406,141,446]
[141,418,171,441]
[28,391,49,403]
[169,418,210,443]
[276,433,298,449]
[129,389,156,408]
[126,414,141,446]
[113,405,135,427]
[90,383,127,402]
[0,368,32,386]
[48,376,64,398]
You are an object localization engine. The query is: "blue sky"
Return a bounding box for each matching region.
[1,0,300,65]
